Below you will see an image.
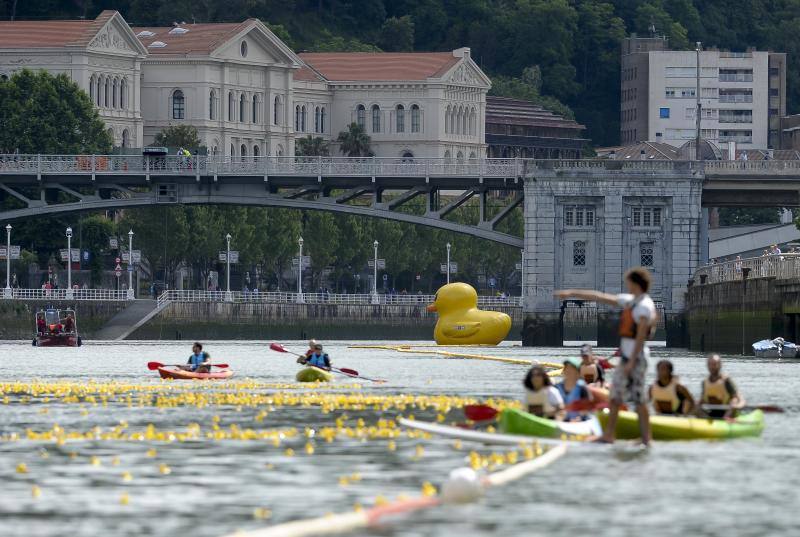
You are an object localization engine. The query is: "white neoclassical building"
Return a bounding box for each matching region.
[0,10,147,149]
[0,11,492,158]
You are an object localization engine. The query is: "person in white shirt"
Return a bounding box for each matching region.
[522,365,565,420]
[554,267,657,445]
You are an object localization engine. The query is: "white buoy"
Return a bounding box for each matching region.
[441,467,484,504]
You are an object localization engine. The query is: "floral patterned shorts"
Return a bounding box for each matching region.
[610,348,649,406]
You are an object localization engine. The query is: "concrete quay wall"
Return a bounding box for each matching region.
[0,300,129,340]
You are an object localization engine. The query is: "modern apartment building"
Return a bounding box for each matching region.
[620,36,786,150]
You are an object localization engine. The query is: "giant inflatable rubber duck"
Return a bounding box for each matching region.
[427,282,512,345]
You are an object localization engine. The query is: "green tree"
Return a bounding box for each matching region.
[79,214,116,286]
[379,16,414,52]
[153,125,202,150]
[295,135,330,156]
[490,66,574,119]
[0,69,111,154]
[336,123,372,157]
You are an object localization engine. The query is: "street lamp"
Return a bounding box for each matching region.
[225,233,232,302]
[4,224,11,297]
[372,240,379,304]
[297,236,304,303]
[66,226,73,298]
[446,242,451,284]
[127,229,134,299]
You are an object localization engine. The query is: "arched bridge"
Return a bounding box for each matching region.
[0,155,525,247]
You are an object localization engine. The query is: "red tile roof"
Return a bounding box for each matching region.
[0,10,116,48]
[294,65,324,82]
[298,52,460,81]
[132,21,251,54]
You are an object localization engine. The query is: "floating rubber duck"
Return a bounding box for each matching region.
[427,283,511,345]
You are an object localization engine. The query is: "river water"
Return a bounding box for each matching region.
[1,341,798,537]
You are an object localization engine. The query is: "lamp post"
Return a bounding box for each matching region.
[127,229,134,299]
[4,224,11,297]
[66,226,73,299]
[297,236,304,304]
[372,240,379,304]
[446,242,451,284]
[225,233,232,302]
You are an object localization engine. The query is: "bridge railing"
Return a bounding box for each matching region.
[693,254,800,284]
[4,288,131,301]
[156,289,521,308]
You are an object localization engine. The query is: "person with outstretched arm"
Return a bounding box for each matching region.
[554,267,657,445]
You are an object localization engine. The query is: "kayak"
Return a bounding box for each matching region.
[296,366,333,383]
[499,408,602,438]
[157,367,234,380]
[398,418,572,446]
[597,409,764,440]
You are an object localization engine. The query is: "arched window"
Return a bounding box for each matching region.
[230,143,235,156]
[396,104,405,133]
[295,105,301,131]
[89,76,96,104]
[107,128,115,145]
[401,151,414,161]
[252,94,259,123]
[209,89,216,120]
[239,94,246,123]
[444,150,452,161]
[314,107,320,133]
[276,144,284,156]
[122,129,130,148]
[469,108,477,136]
[253,144,260,157]
[273,95,282,126]
[456,150,464,162]
[120,79,127,109]
[321,107,326,133]
[301,105,307,132]
[104,77,110,108]
[469,151,477,160]
[356,104,366,129]
[241,144,247,157]
[411,105,420,133]
[371,104,381,133]
[461,107,468,135]
[228,92,234,121]
[172,90,185,119]
[445,106,450,134]
[112,78,118,108]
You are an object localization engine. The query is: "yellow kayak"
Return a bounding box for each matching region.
[296,366,332,383]
[597,409,764,440]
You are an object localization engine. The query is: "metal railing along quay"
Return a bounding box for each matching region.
[693,254,800,284]
[156,289,522,308]
[3,288,131,301]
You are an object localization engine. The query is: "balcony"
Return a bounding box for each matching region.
[719,94,753,103]
[718,135,753,143]
[719,73,753,82]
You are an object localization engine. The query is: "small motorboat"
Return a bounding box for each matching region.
[752,338,797,358]
[33,308,81,347]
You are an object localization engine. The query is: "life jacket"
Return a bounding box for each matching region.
[556,379,589,421]
[580,362,599,384]
[651,377,681,414]
[702,375,731,405]
[188,352,208,370]
[307,352,329,369]
[525,387,558,418]
[618,305,637,338]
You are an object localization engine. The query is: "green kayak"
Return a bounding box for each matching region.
[499,408,601,438]
[596,409,764,440]
[296,366,333,383]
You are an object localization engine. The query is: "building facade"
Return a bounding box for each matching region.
[0,11,147,148]
[620,36,786,150]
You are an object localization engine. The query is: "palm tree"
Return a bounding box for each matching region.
[336,123,372,157]
[295,135,330,156]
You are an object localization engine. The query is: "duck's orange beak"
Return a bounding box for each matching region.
[426,304,437,312]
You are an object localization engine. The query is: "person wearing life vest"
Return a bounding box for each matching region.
[555,357,593,421]
[700,354,744,418]
[579,344,605,387]
[36,315,46,336]
[649,360,694,415]
[523,365,565,419]
[555,267,657,445]
[63,314,75,334]
[299,343,331,370]
[182,342,211,373]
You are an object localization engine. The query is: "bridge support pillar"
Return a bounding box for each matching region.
[700,207,709,264]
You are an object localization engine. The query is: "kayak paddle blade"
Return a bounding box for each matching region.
[270,343,288,353]
[464,405,499,422]
[338,367,360,376]
[147,361,165,370]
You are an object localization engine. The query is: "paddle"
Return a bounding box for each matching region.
[147,361,229,370]
[269,343,386,383]
[701,403,784,414]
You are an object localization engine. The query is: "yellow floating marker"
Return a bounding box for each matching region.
[421,481,437,497]
[90,456,101,467]
[119,493,130,505]
[31,485,41,498]
[284,448,295,457]
[304,442,315,455]
[159,463,171,475]
[16,462,28,474]
[146,448,157,458]
[253,508,272,520]
[121,471,133,482]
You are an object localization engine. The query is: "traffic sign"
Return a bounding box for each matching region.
[368,259,386,269]
[115,257,121,264]
[488,277,497,288]
[115,269,122,277]
[109,237,118,249]
[115,263,122,271]
[382,274,388,281]
[440,263,458,274]
[515,262,523,270]
[59,248,80,262]
[127,266,134,272]
[121,250,141,263]
[219,251,240,263]
[0,245,20,259]
[291,255,310,267]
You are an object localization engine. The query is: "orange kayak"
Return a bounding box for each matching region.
[157,367,234,380]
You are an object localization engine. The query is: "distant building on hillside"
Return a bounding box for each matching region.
[620,36,786,150]
[485,96,587,159]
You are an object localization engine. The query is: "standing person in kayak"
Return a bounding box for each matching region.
[649,360,695,415]
[579,344,605,387]
[555,267,657,445]
[182,342,211,373]
[555,357,593,421]
[700,354,744,418]
[298,343,331,371]
[522,365,565,419]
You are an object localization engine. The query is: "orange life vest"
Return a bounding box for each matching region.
[618,306,637,338]
[651,377,681,414]
[702,375,731,405]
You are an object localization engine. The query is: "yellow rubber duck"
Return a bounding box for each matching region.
[427,283,511,345]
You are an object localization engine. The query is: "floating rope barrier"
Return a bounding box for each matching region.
[349,344,563,370]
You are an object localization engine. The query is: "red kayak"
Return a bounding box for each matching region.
[157,367,234,380]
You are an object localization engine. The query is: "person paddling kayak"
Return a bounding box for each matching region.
[579,344,605,387]
[522,365,565,419]
[555,357,593,421]
[297,343,331,371]
[555,267,657,445]
[649,360,695,415]
[181,342,211,373]
[700,354,744,418]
